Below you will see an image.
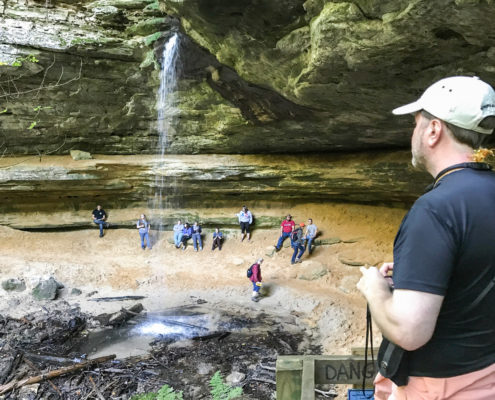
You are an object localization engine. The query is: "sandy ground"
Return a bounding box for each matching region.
[0,203,406,357]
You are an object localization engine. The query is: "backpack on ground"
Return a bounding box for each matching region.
[247,264,255,278]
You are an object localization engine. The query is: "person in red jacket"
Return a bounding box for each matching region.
[249,258,263,302]
[274,214,295,251]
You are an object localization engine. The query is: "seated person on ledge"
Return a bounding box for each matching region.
[179,223,192,250]
[92,204,108,238]
[212,228,223,251]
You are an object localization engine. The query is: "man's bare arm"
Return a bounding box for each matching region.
[357,266,443,351]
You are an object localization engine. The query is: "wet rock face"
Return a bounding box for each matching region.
[2,0,495,156]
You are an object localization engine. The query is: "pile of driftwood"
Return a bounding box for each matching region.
[0,300,326,399]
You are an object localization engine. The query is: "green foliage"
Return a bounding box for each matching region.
[0,108,7,114]
[33,106,52,112]
[27,121,37,130]
[10,54,39,67]
[209,371,243,400]
[145,32,162,46]
[130,384,183,400]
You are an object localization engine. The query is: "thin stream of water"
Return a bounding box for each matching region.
[151,33,180,235]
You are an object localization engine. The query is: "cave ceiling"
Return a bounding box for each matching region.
[1,0,495,155]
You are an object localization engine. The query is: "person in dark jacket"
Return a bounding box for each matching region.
[212,228,223,251]
[249,258,263,302]
[180,223,192,250]
[290,223,306,264]
[92,204,108,238]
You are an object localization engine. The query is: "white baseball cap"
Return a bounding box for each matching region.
[392,76,495,134]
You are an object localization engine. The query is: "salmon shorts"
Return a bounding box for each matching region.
[374,363,495,400]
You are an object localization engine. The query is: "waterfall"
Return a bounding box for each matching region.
[151,33,180,238]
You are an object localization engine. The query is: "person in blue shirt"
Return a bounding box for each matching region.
[236,205,253,242]
[212,227,224,251]
[136,214,151,250]
[180,222,192,251]
[173,219,184,248]
[191,221,203,251]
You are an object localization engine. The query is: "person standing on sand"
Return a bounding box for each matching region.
[274,214,295,251]
[173,219,184,248]
[249,258,263,302]
[236,205,253,242]
[191,221,203,251]
[357,76,495,399]
[211,228,223,251]
[92,205,108,238]
[136,214,151,250]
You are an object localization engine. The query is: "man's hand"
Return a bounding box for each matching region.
[379,262,394,288]
[357,266,391,298]
[380,262,394,276]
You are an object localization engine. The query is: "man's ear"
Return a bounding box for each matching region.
[426,119,443,147]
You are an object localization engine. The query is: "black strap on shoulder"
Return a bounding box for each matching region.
[425,162,492,192]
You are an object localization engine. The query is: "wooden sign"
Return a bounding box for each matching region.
[276,354,377,400]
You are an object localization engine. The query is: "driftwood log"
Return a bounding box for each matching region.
[0,354,116,395]
[95,303,144,326]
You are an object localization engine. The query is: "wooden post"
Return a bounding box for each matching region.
[301,357,315,400]
[276,357,303,400]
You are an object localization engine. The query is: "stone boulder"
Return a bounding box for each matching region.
[32,277,64,301]
[297,262,328,281]
[2,278,26,292]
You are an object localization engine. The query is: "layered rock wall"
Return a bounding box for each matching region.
[2,1,495,218]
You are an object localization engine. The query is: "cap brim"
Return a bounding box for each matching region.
[392,100,422,115]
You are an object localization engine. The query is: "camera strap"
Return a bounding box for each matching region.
[362,304,375,397]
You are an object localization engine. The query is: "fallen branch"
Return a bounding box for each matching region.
[89,296,146,302]
[23,352,83,365]
[259,363,276,371]
[89,376,106,400]
[0,354,116,395]
[315,388,338,397]
[23,356,62,396]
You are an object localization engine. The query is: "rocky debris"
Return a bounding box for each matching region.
[297,263,329,281]
[31,277,64,301]
[0,303,322,399]
[70,288,82,296]
[94,302,144,326]
[2,278,26,292]
[69,150,92,160]
[339,258,366,267]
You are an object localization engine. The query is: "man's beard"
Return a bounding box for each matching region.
[411,148,427,171]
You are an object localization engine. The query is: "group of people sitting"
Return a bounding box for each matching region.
[93,205,318,262]
[172,220,224,251]
[274,214,318,264]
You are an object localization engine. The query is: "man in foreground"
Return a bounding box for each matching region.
[357,76,495,399]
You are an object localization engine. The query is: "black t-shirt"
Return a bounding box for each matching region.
[393,165,495,378]
[92,209,106,220]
